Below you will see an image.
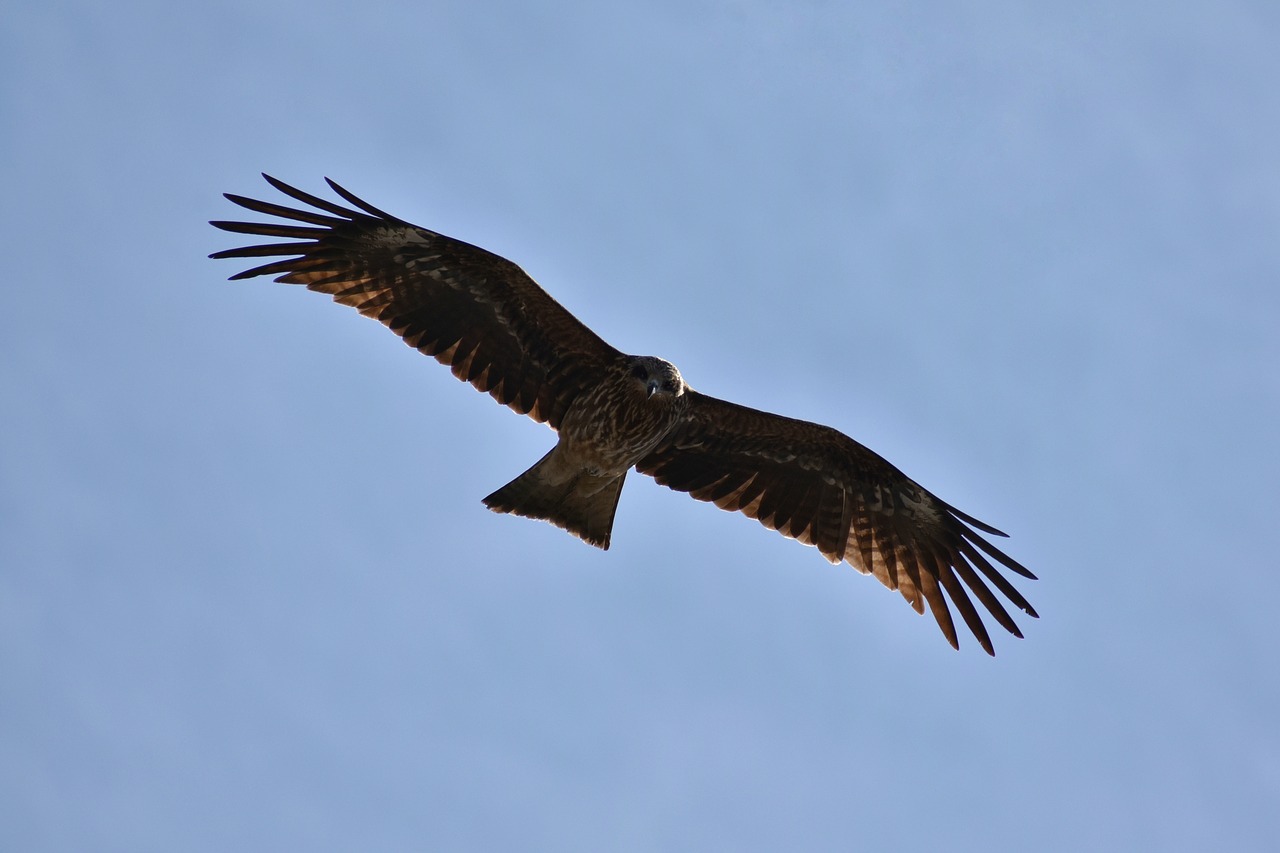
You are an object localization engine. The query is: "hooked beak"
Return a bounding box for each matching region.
[646,379,659,398]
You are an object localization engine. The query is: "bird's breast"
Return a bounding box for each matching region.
[559,380,684,473]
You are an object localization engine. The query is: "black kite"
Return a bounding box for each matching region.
[211,175,1038,654]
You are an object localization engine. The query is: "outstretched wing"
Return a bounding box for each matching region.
[210,175,620,429]
[636,392,1037,655]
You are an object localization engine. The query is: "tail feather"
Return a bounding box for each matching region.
[483,450,626,550]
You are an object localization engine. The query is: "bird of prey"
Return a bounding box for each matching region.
[211,175,1037,655]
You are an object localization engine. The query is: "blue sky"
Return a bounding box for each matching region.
[3,1,1278,850]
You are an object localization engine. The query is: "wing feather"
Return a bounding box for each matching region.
[950,555,1023,639]
[779,475,822,541]
[932,549,994,655]
[817,483,846,548]
[914,562,958,651]
[211,175,620,429]
[957,540,1040,618]
[637,391,1037,655]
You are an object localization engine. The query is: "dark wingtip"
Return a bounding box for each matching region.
[209,223,245,268]
[221,192,261,212]
[971,533,1038,581]
[969,628,993,656]
[260,173,292,194]
[324,176,398,219]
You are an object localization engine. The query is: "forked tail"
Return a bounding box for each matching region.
[482,448,626,550]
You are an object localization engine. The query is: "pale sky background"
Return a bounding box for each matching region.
[3,1,1279,850]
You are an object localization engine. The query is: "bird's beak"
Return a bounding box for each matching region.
[647,380,659,398]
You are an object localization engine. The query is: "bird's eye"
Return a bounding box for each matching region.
[630,365,647,380]
[663,381,676,393]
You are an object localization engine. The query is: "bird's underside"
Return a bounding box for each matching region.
[211,174,1039,655]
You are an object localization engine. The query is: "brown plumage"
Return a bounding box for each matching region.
[211,175,1038,655]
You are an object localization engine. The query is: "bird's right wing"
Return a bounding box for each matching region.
[636,391,1037,655]
[211,175,621,429]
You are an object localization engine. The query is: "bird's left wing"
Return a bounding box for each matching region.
[635,391,1037,654]
[211,175,621,429]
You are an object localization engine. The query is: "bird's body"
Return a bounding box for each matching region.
[484,355,689,549]
[212,175,1038,655]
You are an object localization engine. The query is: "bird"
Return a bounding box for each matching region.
[211,174,1038,655]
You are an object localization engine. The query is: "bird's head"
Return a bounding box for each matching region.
[627,355,686,399]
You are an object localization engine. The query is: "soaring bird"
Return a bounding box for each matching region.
[211,175,1038,654]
